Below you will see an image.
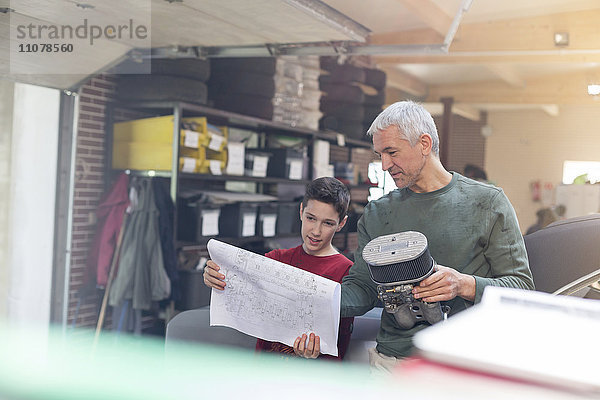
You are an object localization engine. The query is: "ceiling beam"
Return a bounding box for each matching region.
[485,64,525,88]
[379,66,428,97]
[452,104,481,121]
[371,9,600,64]
[395,0,452,37]
[426,70,600,105]
[374,52,600,65]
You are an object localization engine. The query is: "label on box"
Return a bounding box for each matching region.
[208,134,225,151]
[226,142,245,176]
[261,215,277,237]
[242,213,257,237]
[313,140,330,166]
[181,157,196,173]
[288,159,303,180]
[201,209,220,236]
[336,133,346,147]
[209,160,222,175]
[252,155,269,177]
[183,130,200,149]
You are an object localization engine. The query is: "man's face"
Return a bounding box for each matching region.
[372,126,427,190]
[299,199,346,256]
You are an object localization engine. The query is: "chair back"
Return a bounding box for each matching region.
[524,213,600,294]
[165,306,256,351]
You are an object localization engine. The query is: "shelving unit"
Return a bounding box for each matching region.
[103,100,374,312]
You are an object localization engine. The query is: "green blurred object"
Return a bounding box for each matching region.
[0,322,393,400]
[573,173,588,184]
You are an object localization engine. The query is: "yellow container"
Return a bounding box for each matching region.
[112,141,173,171]
[112,115,229,172]
[114,115,227,151]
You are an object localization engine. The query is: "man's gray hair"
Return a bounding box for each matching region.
[366,101,440,156]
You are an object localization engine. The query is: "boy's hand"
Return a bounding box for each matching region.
[293,333,320,359]
[203,260,226,290]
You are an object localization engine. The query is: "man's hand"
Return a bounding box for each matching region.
[203,260,226,290]
[412,265,476,302]
[293,333,320,359]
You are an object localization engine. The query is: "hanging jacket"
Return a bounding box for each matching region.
[152,178,180,303]
[109,178,171,310]
[85,173,130,288]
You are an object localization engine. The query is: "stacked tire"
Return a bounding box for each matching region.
[208,56,320,129]
[319,57,387,140]
[116,58,211,104]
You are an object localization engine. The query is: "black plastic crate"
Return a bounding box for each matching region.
[256,203,279,237]
[177,200,221,242]
[219,202,259,237]
[266,148,305,180]
[277,202,301,235]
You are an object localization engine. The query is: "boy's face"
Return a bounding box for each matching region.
[299,199,347,256]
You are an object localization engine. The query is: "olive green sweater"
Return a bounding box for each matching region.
[341,172,534,358]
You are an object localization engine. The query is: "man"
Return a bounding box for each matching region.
[295,101,534,370]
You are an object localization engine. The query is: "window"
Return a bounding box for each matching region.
[368,161,397,201]
[562,161,600,184]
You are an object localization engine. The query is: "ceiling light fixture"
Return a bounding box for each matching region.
[554,32,569,47]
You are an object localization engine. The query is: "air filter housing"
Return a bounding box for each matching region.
[362,231,434,285]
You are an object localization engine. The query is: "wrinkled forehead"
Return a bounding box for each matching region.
[372,126,410,152]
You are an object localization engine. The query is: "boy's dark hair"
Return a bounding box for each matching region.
[302,177,350,222]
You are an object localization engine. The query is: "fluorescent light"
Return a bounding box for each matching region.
[588,84,600,96]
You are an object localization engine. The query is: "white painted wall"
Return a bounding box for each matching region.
[485,104,600,233]
[2,82,60,331]
[0,80,14,320]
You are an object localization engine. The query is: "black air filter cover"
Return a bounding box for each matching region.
[362,231,434,285]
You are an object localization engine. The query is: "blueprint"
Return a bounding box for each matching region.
[207,239,341,357]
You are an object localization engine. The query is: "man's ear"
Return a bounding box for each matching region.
[299,202,304,220]
[336,215,348,232]
[419,133,433,156]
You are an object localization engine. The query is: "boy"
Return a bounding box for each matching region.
[203,177,353,360]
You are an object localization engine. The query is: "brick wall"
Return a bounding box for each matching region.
[434,115,486,175]
[68,75,117,329]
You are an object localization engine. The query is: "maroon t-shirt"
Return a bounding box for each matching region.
[255,245,354,361]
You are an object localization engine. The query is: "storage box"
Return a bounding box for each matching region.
[266,148,305,180]
[177,200,221,242]
[180,146,228,175]
[113,115,228,171]
[219,203,259,237]
[112,141,173,170]
[277,202,300,235]
[245,151,271,178]
[256,203,278,237]
[334,161,356,185]
[226,142,246,176]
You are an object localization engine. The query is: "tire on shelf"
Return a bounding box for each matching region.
[364,68,387,91]
[318,65,366,85]
[363,90,386,107]
[363,105,383,123]
[319,82,365,104]
[150,58,211,82]
[208,72,275,98]
[117,75,208,104]
[210,58,277,75]
[320,115,367,140]
[212,94,274,120]
[319,99,365,121]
